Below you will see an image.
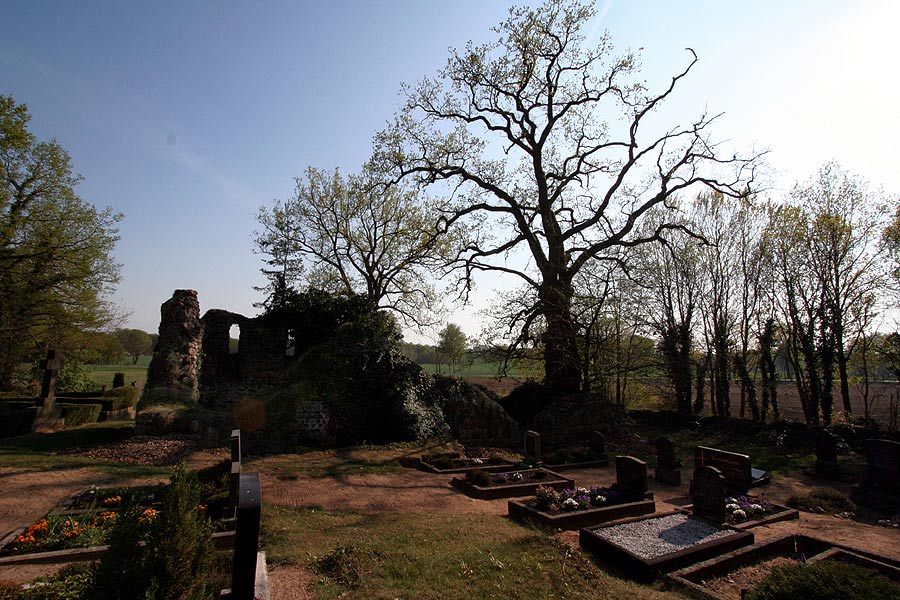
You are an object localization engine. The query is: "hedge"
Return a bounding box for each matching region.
[60,403,103,426]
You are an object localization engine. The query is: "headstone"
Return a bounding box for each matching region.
[38,349,63,405]
[815,430,840,479]
[524,430,541,462]
[692,465,726,524]
[694,446,767,492]
[865,439,900,492]
[231,429,242,464]
[655,437,682,486]
[616,455,648,495]
[231,473,261,600]
[589,431,607,457]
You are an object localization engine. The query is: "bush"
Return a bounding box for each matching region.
[746,560,900,600]
[786,488,856,514]
[93,463,215,600]
[0,407,35,438]
[103,386,140,410]
[60,403,102,426]
[112,372,125,388]
[55,362,95,393]
[500,381,560,424]
[0,564,94,599]
[465,469,493,486]
[428,376,518,443]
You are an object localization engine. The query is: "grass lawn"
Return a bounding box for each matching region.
[418,360,531,378]
[88,358,150,389]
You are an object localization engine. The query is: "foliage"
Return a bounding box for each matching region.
[0,95,122,390]
[92,463,215,600]
[786,488,856,514]
[114,329,153,365]
[426,375,518,442]
[745,560,900,600]
[256,166,453,328]
[436,323,467,375]
[55,362,95,393]
[103,386,139,409]
[0,564,94,600]
[373,0,759,393]
[111,372,125,388]
[0,512,118,557]
[532,485,630,513]
[60,403,102,426]
[499,381,560,424]
[464,468,493,487]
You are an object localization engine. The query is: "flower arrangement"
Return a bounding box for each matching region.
[532,485,627,513]
[3,512,123,556]
[725,495,775,522]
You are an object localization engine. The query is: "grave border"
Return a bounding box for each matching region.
[450,468,574,500]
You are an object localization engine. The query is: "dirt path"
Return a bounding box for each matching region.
[2,444,898,597]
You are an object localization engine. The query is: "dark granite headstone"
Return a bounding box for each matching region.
[694,446,767,492]
[230,472,261,600]
[866,439,900,492]
[230,428,242,464]
[38,349,63,405]
[589,431,607,457]
[524,430,541,462]
[655,437,682,486]
[616,455,648,495]
[815,430,840,479]
[692,465,726,524]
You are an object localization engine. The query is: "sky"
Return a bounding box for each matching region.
[3,1,899,344]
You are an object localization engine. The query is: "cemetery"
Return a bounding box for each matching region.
[3,1,900,599]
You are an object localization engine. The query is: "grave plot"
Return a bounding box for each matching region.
[508,455,654,529]
[681,494,799,530]
[579,466,754,580]
[540,431,611,471]
[450,468,574,500]
[415,451,516,474]
[694,446,769,493]
[669,534,900,600]
[851,438,900,512]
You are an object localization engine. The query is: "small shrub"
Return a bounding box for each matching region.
[0,564,94,599]
[487,454,507,465]
[315,545,364,588]
[104,386,139,409]
[786,488,856,514]
[60,403,102,426]
[746,560,900,600]
[55,362,95,393]
[465,469,493,487]
[427,455,456,470]
[112,373,125,388]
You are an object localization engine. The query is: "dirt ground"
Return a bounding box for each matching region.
[1,443,898,598]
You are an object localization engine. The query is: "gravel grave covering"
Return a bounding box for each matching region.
[593,513,739,559]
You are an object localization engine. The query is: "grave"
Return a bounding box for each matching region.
[616,456,649,496]
[814,429,840,479]
[450,468,574,500]
[669,534,900,600]
[508,455,655,530]
[692,466,726,524]
[851,438,900,512]
[694,446,769,493]
[224,472,269,600]
[655,437,682,486]
[34,349,64,429]
[524,430,541,463]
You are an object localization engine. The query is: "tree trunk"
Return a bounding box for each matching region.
[836,349,852,418]
[539,281,581,395]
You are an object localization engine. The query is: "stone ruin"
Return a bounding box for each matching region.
[143,289,295,411]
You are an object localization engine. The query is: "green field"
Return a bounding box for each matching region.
[88,355,150,389]
[418,360,531,378]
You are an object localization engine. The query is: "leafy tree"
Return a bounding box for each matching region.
[256,167,453,327]
[373,0,759,393]
[437,323,467,375]
[0,95,121,389]
[116,328,153,365]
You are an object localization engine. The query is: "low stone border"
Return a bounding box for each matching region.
[668,534,900,600]
[450,469,574,500]
[543,458,610,472]
[418,462,516,475]
[578,511,754,581]
[508,495,654,530]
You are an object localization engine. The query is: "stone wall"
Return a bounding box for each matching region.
[142,289,203,404]
[530,392,623,449]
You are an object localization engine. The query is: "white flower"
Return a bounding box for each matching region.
[750,503,763,514]
[511,472,523,481]
[725,503,740,512]
[733,509,747,520]
[725,497,736,504]
[593,495,607,505]
[576,487,590,495]
[471,458,483,465]
[562,498,579,510]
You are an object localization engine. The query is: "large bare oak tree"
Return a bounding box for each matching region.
[374,0,760,393]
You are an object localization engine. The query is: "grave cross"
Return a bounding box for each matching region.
[39,349,63,404]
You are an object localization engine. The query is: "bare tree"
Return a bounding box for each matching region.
[256,167,453,327]
[373,0,759,393]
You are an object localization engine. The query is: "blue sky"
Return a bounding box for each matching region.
[3,1,898,342]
